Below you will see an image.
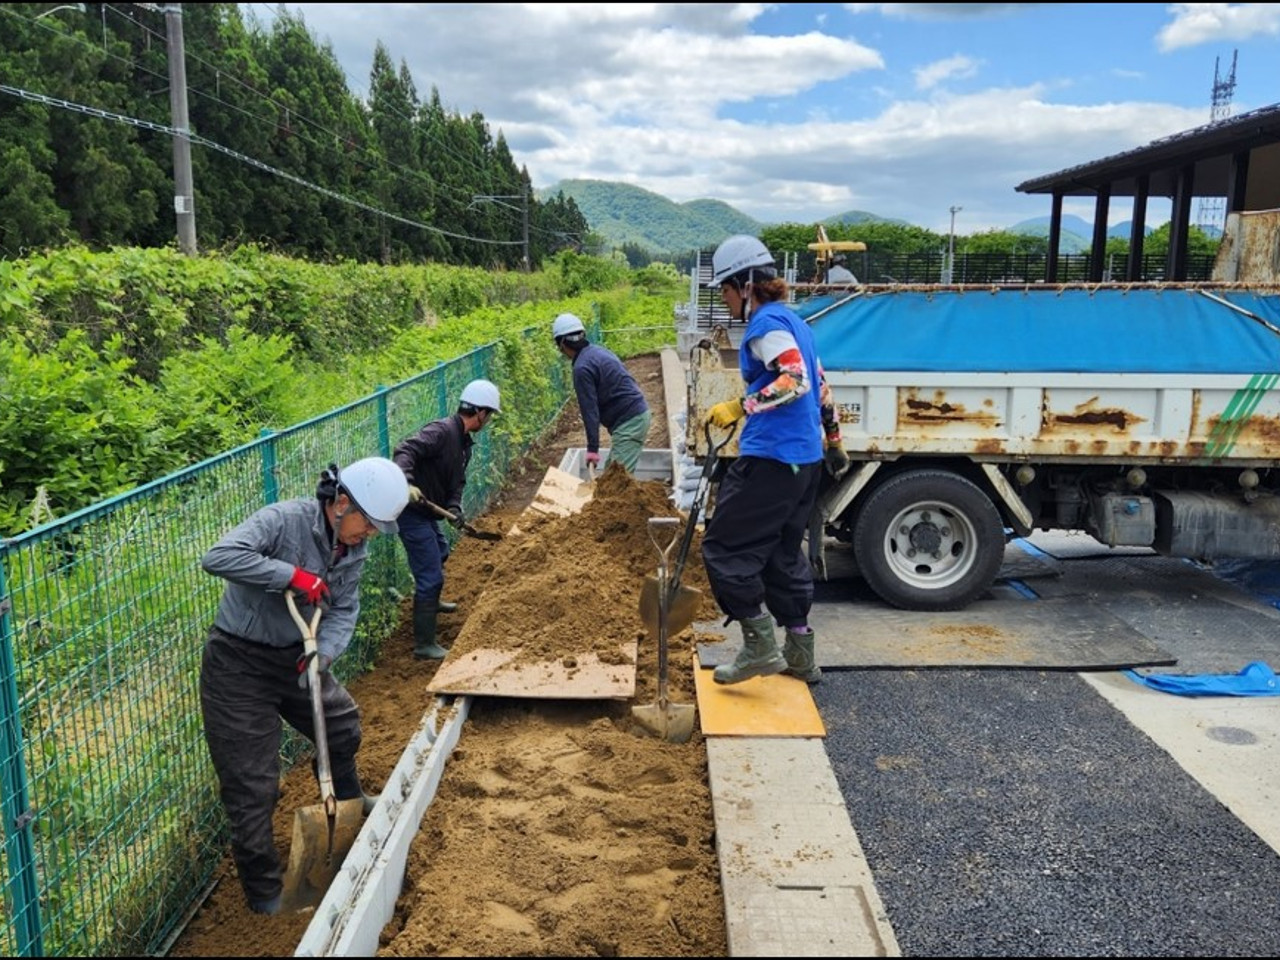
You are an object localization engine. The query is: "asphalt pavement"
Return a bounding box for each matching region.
[809,536,1280,957]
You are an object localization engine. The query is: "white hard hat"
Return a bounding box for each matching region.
[708,234,776,287]
[338,457,409,534]
[551,312,586,339]
[459,378,501,413]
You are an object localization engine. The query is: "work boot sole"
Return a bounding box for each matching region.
[413,645,449,660]
[783,665,822,684]
[713,656,787,685]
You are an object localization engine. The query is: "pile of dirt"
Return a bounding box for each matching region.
[446,462,721,686]
[169,353,730,958]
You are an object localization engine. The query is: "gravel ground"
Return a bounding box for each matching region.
[814,668,1280,957]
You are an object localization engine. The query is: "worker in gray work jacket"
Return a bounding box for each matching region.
[198,456,408,916]
[552,312,652,475]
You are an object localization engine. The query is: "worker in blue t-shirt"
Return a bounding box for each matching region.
[699,235,832,687]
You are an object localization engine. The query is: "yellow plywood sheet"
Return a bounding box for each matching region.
[426,641,638,700]
[692,654,826,737]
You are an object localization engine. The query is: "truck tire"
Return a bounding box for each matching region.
[853,468,1005,611]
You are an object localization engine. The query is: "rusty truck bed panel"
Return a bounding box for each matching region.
[688,285,1280,464]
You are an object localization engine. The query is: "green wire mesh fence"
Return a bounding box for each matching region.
[0,318,595,956]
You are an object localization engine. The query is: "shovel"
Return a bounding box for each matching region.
[632,518,697,743]
[421,497,502,541]
[638,421,735,640]
[576,459,597,497]
[280,592,366,913]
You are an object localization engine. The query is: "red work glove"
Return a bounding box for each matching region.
[585,451,602,467]
[289,567,330,605]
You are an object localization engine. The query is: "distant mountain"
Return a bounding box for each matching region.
[822,210,912,228]
[538,180,762,255]
[542,179,1188,257]
[540,179,912,255]
[1008,215,1170,252]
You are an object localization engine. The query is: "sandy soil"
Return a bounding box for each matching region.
[168,354,730,957]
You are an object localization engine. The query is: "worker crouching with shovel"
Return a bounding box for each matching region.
[198,457,409,915]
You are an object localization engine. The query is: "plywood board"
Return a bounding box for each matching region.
[426,641,638,699]
[505,465,594,537]
[524,465,592,518]
[692,654,826,737]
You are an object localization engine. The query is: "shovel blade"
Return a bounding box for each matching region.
[631,700,697,743]
[639,575,703,641]
[279,798,365,912]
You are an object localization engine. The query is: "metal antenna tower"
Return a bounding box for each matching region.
[1195,49,1237,234]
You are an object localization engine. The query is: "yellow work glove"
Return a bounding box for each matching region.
[407,484,424,503]
[706,398,745,429]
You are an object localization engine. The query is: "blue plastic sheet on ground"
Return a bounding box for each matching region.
[1125,661,1280,697]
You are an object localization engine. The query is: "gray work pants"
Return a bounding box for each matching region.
[199,626,363,903]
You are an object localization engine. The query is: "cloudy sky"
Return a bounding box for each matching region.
[260,3,1280,233]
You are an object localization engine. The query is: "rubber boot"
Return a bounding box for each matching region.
[782,627,822,684]
[247,894,281,915]
[438,600,459,614]
[412,599,448,660]
[332,767,378,816]
[713,614,787,685]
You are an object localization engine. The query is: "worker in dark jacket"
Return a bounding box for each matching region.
[392,379,501,659]
[552,312,652,475]
[199,456,409,916]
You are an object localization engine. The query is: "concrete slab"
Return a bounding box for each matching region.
[707,737,900,957]
[1082,670,1280,856]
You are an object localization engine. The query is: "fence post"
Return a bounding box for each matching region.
[375,386,390,458]
[0,549,44,956]
[260,428,279,505]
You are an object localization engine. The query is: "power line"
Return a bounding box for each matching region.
[0,82,524,246]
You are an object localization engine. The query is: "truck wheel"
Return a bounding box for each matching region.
[853,469,1005,611]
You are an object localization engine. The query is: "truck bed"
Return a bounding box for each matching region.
[692,285,1280,465]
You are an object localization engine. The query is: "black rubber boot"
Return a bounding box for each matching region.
[438,600,459,614]
[413,599,448,660]
[713,614,787,685]
[782,627,822,684]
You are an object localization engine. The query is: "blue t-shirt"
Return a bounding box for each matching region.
[738,301,823,464]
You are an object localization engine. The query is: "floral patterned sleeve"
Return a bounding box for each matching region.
[742,347,811,415]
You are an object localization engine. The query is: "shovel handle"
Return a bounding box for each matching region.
[669,421,737,593]
[285,591,337,808]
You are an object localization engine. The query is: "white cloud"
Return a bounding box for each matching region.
[914,55,981,90]
[281,4,1225,232]
[844,3,1039,21]
[1157,3,1280,52]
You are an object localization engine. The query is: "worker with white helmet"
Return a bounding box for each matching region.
[699,235,830,686]
[826,253,857,284]
[392,378,501,659]
[198,455,410,915]
[551,312,652,475]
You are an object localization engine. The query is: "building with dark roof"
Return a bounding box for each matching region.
[1015,102,1280,281]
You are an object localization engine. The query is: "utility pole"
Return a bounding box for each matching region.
[946,205,962,283]
[164,3,197,254]
[521,184,530,272]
